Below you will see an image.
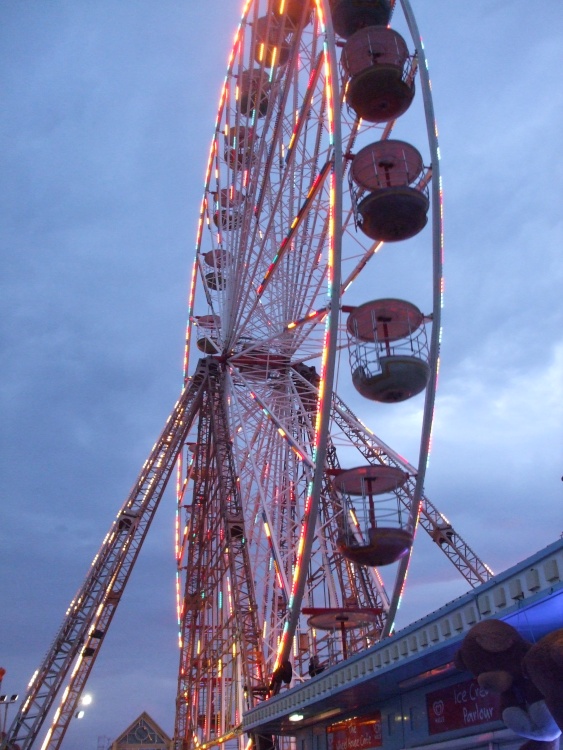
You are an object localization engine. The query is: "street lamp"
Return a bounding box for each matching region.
[75,693,93,719]
[0,694,19,736]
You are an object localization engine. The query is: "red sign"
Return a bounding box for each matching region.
[426,678,501,734]
[327,714,382,750]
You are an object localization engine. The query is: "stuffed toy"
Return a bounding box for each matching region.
[454,620,562,745]
[523,629,563,733]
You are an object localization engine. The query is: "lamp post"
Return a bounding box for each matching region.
[0,693,19,737]
[75,693,93,720]
[1,668,19,739]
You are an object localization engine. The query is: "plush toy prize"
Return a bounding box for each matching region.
[454,620,563,748]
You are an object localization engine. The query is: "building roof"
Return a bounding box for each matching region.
[112,711,171,750]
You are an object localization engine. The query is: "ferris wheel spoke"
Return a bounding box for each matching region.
[340,239,384,294]
[233,165,331,344]
[226,377,293,599]
[226,364,324,663]
[227,368,316,464]
[256,159,332,300]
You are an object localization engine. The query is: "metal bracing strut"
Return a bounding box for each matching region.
[331,393,492,587]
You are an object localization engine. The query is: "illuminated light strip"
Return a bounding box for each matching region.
[176,575,183,648]
[424,179,446,471]
[374,567,385,590]
[386,485,426,634]
[40,726,54,750]
[286,306,327,330]
[27,670,39,691]
[376,0,444,639]
[175,449,183,579]
[70,654,83,680]
[269,46,278,79]
[262,514,288,597]
[175,442,183,645]
[322,43,335,148]
[227,574,234,618]
[197,728,245,750]
[256,160,332,298]
[39,645,84,750]
[285,54,324,161]
[341,240,384,295]
[173,439,191,648]
[185,4,248,372]
[273,559,285,591]
[184,227,206,380]
[274,6,339,669]
[349,508,360,528]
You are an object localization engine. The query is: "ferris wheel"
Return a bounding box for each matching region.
[2,3,492,750]
[174,0,487,747]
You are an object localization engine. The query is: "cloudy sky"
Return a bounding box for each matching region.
[1,2,562,749]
